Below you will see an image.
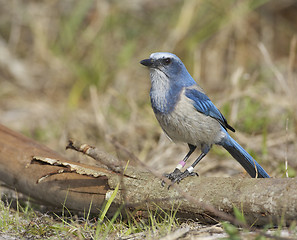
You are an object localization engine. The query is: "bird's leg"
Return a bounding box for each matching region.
[170,152,206,184]
[162,145,196,185]
[167,145,211,185]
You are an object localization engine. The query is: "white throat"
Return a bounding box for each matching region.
[149,68,171,113]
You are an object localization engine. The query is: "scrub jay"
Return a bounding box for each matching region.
[140,52,270,184]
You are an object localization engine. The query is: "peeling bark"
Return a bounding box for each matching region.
[0,124,296,226]
[0,124,110,212]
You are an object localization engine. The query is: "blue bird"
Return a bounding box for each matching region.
[140,52,270,183]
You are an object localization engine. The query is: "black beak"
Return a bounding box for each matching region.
[140,58,153,67]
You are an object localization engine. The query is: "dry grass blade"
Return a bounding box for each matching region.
[258,42,289,94]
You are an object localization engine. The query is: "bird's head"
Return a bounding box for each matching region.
[140,52,195,87]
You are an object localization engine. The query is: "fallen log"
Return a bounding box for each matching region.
[0,123,296,226]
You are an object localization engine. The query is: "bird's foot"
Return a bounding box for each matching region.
[161,168,198,187]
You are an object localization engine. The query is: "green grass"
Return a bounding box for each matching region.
[2,198,297,239]
[236,97,268,134]
[0,199,56,239]
[0,198,182,239]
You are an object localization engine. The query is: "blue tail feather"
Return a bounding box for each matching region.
[220,134,270,178]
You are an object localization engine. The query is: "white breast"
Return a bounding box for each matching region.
[155,89,225,147]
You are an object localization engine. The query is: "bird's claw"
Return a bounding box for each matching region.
[161,168,198,188]
[170,169,198,184]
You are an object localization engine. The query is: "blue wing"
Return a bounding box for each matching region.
[185,88,235,132]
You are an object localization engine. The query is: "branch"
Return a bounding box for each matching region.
[0,123,295,226]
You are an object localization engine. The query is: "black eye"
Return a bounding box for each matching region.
[163,58,171,65]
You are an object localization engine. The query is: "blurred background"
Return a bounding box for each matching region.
[0,0,296,178]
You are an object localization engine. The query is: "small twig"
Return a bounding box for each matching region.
[66,139,123,173]
[66,139,131,205]
[259,232,292,240]
[159,227,190,240]
[285,119,289,178]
